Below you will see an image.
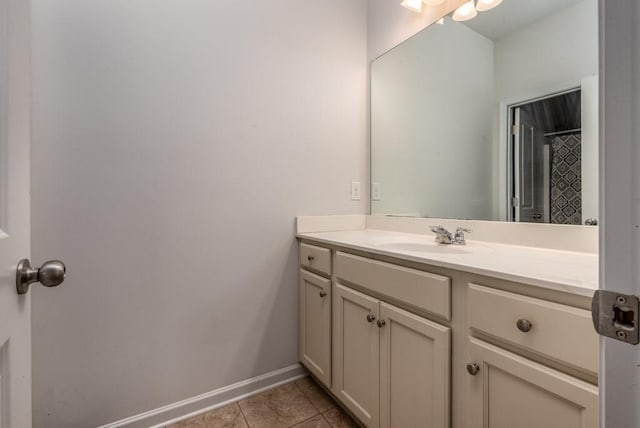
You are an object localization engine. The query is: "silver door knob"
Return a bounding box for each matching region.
[16,259,66,295]
[531,213,542,219]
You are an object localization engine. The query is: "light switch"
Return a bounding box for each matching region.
[372,182,382,201]
[351,181,361,201]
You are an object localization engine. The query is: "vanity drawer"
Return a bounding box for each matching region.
[299,243,332,276]
[336,251,451,320]
[468,283,598,374]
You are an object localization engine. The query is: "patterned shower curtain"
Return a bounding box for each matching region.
[550,133,582,225]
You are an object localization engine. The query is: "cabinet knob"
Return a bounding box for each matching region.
[307,255,315,262]
[366,314,376,323]
[319,291,327,298]
[466,363,480,376]
[516,319,533,333]
[377,319,386,328]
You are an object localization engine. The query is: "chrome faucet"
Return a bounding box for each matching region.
[430,225,454,244]
[453,227,472,245]
[430,226,472,245]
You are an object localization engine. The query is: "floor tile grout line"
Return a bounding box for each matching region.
[286,412,326,428]
[295,377,337,415]
[292,378,326,417]
[236,400,252,428]
[239,379,321,428]
[292,378,322,414]
[170,378,350,428]
[320,413,332,428]
[321,409,337,428]
[320,412,336,428]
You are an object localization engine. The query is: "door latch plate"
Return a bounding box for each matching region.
[592,290,639,345]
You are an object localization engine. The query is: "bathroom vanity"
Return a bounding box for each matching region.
[304,2,601,425]
[297,217,598,428]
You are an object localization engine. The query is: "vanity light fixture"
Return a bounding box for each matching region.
[475,0,503,12]
[452,0,478,21]
[402,0,501,18]
[401,0,423,13]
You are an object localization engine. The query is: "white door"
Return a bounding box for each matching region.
[467,338,598,428]
[299,269,332,388]
[513,107,547,223]
[379,302,450,428]
[0,0,32,426]
[598,1,640,427]
[333,283,380,428]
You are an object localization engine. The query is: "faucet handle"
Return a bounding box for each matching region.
[430,225,446,233]
[454,227,472,245]
[430,225,453,244]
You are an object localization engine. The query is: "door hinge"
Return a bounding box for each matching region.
[592,290,640,345]
[512,124,519,135]
[511,197,519,207]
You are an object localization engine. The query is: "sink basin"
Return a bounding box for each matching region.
[377,241,469,254]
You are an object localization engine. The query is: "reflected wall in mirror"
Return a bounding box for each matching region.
[371,0,598,225]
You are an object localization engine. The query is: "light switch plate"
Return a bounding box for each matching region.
[351,181,361,201]
[372,182,381,201]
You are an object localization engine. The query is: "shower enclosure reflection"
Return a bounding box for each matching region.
[509,85,597,225]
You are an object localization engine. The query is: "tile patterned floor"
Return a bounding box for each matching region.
[167,377,360,428]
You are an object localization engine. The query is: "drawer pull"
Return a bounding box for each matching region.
[466,363,480,376]
[307,255,315,262]
[366,314,376,323]
[516,319,533,333]
[319,291,327,298]
[377,319,386,328]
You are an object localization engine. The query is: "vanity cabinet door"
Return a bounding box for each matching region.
[379,302,451,428]
[299,270,332,388]
[333,283,380,428]
[467,338,598,428]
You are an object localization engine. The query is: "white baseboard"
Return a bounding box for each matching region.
[98,364,307,428]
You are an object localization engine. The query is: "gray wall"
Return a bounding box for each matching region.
[492,0,599,219]
[371,22,494,219]
[367,0,466,60]
[30,1,366,426]
[365,0,466,212]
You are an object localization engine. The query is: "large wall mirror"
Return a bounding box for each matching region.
[371,0,598,225]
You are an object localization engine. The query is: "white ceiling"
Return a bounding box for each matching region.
[463,0,584,40]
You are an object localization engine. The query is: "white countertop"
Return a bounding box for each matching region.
[297,229,598,297]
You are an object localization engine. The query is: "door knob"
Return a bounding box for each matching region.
[531,213,542,219]
[16,259,66,295]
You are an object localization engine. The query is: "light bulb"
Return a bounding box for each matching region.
[476,0,503,12]
[436,17,445,24]
[423,0,446,5]
[401,0,422,13]
[452,0,478,21]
